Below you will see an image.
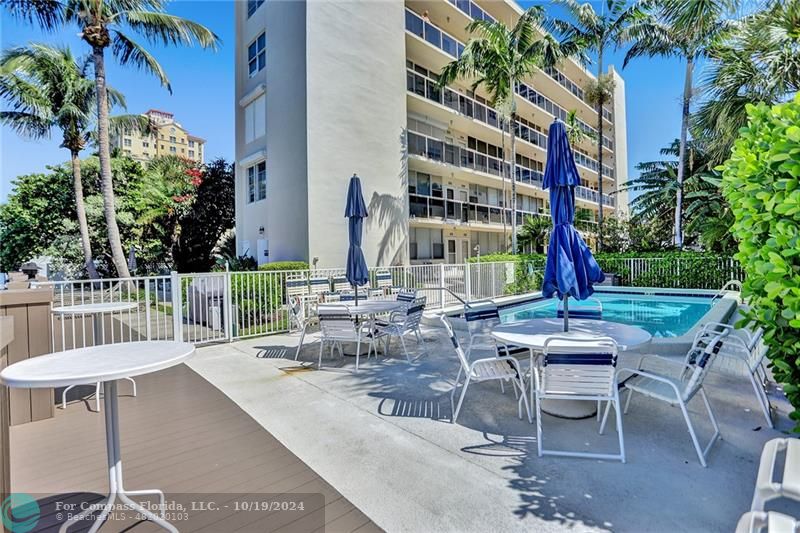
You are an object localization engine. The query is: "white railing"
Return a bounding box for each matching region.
[36,262,516,347]
[36,256,741,348]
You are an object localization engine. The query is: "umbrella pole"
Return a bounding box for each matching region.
[563,294,569,332]
[354,285,359,306]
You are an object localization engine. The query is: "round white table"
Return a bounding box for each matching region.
[52,302,139,411]
[492,319,652,419]
[317,300,407,357]
[0,341,195,533]
[318,300,405,316]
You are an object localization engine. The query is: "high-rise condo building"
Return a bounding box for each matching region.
[235,0,628,267]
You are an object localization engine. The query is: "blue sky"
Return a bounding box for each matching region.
[1,1,686,204]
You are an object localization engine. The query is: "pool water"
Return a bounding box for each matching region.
[500,292,714,338]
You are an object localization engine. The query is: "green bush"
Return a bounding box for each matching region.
[258,261,309,272]
[721,94,800,430]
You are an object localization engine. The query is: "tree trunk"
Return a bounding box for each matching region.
[596,49,605,252]
[675,56,694,249]
[92,45,131,279]
[501,117,508,251]
[510,112,518,254]
[70,150,100,279]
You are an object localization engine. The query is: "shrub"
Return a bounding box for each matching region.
[721,95,800,430]
[258,261,309,272]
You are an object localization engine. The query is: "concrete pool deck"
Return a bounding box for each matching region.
[189,320,796,533]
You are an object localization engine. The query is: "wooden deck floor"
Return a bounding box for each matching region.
[10,364,380,533]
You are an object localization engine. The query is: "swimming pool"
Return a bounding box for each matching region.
[499,291,714,338]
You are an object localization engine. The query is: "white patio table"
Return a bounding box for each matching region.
[317,300,406,356]
[492,318,652,419]
[52,301,139,411]
[0,341,195,533]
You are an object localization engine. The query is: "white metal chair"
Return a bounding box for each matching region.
[439,315,531,424]
[331,276,350,293]
[289,296,318,360]
[700,321,773,427]
[317,305,375,371]
[309,276,331,298]
[534,336,625,462]
[751,438,800,512]
[556,297,603,319]
[618,332,726,466]
[372,297,427,362]
[395,288,417,303]
[374,269,394,296]
[736,511,800,533]
[285,273,310,298]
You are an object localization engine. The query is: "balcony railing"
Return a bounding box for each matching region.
[407,65,614,179]
[405,9,615,151]
[407,130,615,207]
[409,193,544,227]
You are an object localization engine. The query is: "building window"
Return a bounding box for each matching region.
[169,136,176,143]
[244,94,266,143]
[189,150,195,157]
[189,140,195,148]
[142,141,149,148]
[247,0,264,17]
[123,139,132,147]
[248,33,266,77]
[247,161,267,203]
[409,227,443,260]
[169,146,176,153]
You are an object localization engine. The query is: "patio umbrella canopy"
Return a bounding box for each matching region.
[345,174,370,305]
[541,121,604,331]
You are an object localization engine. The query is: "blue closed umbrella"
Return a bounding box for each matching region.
[541,121,604,331]
[345,174,369,305]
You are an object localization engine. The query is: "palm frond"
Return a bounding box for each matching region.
[110,30,171,92]
[122,10,220,49]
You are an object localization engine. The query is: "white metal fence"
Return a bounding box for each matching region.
[36,256,742,349]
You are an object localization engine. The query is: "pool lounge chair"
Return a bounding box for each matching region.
[371,297,427,362]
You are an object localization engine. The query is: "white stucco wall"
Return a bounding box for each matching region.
[304,1,409,267]
[264,0,310,263]
[610,66,630,218]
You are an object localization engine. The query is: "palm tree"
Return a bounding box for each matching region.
[2,0,220,278]
[565,109,596,147]
[0,44,104,278]
[552,0,645,251]
[438,7,573,253]
[622,0,735,249]
[517,214,551,253]
[693,0,800,164]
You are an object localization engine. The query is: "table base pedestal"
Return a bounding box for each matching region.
[59,381,176,533]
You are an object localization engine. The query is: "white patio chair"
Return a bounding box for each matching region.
[751,438,800,512]
[556,297,603,320]
[395,288,417,303]
[617,332,727,466]
[534,336,625,462]
[700,321,773,427]
[374,269,394,296]
[736,511,800,533]
[439,315,531,424]
[289,296,318,360]
[372,297,427,362]
[317,305,375,371]
[309,276,331,298]
[331,276,350,293]
[285,273,310,298]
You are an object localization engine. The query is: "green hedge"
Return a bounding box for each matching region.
[721,95,800,431]
[258,261,309,272]
[469,251,742,291]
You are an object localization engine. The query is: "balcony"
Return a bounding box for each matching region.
[407,129,613,209]
[409,193,545,228]
[406,65,614,180]
[404,8,612,155]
